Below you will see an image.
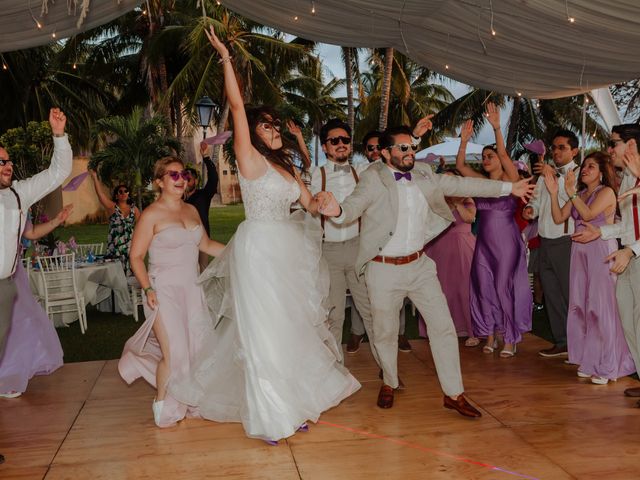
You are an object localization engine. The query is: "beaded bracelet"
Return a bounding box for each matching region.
[218,56,232,64]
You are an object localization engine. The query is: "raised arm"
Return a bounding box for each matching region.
[486,102,519,182]
[201,145,219,199]
[89,169,116,214]
[24,205,73,240]
[14,108,72,208]
[456,120,485,179]
[205,26,264,179]
[543,171,572,224]
[287,120,311,170]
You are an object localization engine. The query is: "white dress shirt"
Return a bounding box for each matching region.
[310,160,369,242]
[526,161,577,239]
[380,169,428,256]
[1,135,73,278]
[600,169,640,257]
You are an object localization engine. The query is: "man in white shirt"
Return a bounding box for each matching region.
[318,125,534,414]
[0,108,72,357]
[523,130,579,358]
[310,119,373,361]
[572,123,640,399]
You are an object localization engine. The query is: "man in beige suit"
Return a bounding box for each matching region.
[319,126,534,416]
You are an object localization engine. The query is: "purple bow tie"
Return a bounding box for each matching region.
[394,171,412,182]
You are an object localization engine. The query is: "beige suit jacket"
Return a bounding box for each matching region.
[334,162,509,275]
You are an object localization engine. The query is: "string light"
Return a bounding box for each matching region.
[311,1,316,14]
[516,91,522,97]
[489,0,496,36]
[52,31,56,39]
[445,64,449,70]
[566,0,575,23]
[293,15,298,21]
[2,64,7,70]
[216,0,221,5]
[72,63,77,69]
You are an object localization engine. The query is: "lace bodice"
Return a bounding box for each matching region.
[239,161,300,220]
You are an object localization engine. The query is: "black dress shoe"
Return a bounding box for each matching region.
[538,345,568,357]
[398,335,412,352]
[0,453,4,464]
[624,387,640,397]
[378,369,405,390]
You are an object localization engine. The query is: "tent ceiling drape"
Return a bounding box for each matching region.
[2,1,640,100]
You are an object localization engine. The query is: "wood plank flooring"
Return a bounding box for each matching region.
[2,334,639,479]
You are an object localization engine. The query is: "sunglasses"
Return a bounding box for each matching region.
[117,188,129,194]
[0,159,13,166]
[388,143,418,153]
[164,170,192,182]
[258,119,282,132]
[607,139,625,148]
[366,144,381,152]
[326,136,351,146]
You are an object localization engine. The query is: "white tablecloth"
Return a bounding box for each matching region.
[29,260,133,327]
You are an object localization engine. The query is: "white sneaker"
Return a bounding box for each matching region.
[0,391,22,398]
[152,399,164,426]
[591,376,609,385]
[577,371,590,378]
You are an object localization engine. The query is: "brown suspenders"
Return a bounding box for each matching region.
[320,165,361,238]
[9,186,23,275]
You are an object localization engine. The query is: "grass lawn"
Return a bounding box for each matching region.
[52,204,553,363]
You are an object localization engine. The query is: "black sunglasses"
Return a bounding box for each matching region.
[326,136,351,146]
[118,188,129,194]
[366,144,381,152]
[388,143,419,153]
[0,159,13,166]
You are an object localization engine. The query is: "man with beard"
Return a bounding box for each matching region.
[184,142,219,272]
[317,125,534,413]
[0,108,72,462]
[523,130,580,358]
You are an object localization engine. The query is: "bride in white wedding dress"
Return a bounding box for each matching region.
[171,26,360,443]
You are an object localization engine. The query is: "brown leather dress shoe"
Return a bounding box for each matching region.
[443,394,482,418]
[377,385,394,409]
[538,345,568,357]
[398,335,412,352]
[378,369,405,390]
[346,334,364,354]
[624,387,640,397]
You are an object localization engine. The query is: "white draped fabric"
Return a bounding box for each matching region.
[1,1,640,100]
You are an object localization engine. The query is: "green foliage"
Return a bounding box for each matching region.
[0,121,55,181]
[89,107,182,209]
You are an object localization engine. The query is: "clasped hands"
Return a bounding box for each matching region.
[313,191,341,216]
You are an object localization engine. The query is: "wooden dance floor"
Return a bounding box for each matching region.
[2,333,640,479]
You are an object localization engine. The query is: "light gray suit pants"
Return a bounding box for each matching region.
[617,255,640,372]
[365,254,464,396]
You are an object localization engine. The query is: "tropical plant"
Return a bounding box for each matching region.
[0,121,55,181]
[89,107,182,209]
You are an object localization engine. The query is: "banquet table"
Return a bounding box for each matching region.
[29,260,133,327]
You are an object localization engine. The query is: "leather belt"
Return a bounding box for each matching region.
[372,249,424,265]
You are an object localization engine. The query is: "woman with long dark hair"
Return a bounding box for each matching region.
[455,104,533,357]
[544,152,635,384]
[172,26,360,445]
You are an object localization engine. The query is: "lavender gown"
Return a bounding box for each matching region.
[0,261,63,394]
[422,209,476,337]
[567,187,635,379]
[470,196,532,344]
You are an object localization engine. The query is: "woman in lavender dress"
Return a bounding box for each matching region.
[422,171,479,346]
[544,152,635,384]
[455,105,532,357]
[0,206,71,398]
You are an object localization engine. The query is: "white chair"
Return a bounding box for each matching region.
[36,253,88,334]
[129,278,144,322]
[75,242,105,258]
[21,257,31,281]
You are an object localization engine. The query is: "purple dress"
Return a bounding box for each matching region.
[0,261,63,394]
[422,208,476,337]
[470,196,532,344]
[567,187,635,379]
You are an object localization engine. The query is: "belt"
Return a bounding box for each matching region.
[372,249,424,265]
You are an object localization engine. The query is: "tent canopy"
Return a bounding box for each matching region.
[2,1,640,100]
[416,137,484,163]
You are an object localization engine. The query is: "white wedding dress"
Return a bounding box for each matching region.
[171,159,360,441]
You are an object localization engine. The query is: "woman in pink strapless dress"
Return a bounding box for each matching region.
[118,157,224,427]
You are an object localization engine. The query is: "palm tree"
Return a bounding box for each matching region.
[378,47,394,130]
[89,107,182,209]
